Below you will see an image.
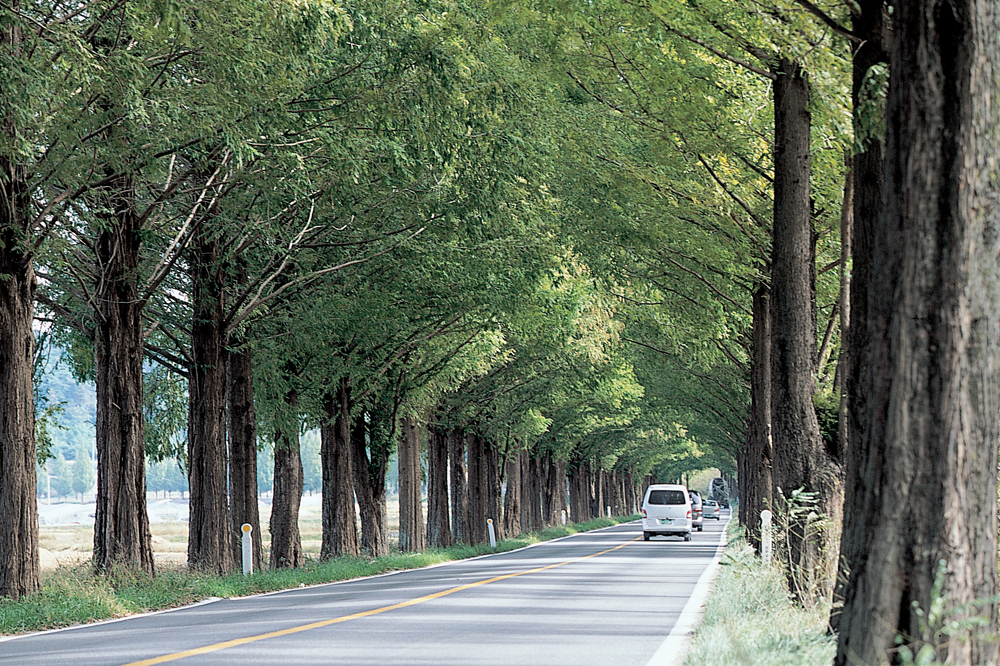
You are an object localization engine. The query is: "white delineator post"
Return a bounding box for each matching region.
[241,523,254,575]
[487,518,497,548]
[760,510,773,562]
[606,506,611,519]
[561,510,567,526]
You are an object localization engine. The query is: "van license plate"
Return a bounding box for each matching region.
[659,519,672,525]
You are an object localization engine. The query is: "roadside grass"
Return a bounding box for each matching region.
[0,515,635,636]
[683,523,836,666]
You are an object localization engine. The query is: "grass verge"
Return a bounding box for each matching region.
[0,515,636,636]
[683,523,836,666]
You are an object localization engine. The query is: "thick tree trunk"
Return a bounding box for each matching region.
[0,170,39,598]
[741,283,773,550]
[590,465,604,519]
[0,0,39,602]
[503,451,522,537]
[227,340,262,572]
[553,459,567,523]
[320,378,359,559]
[484,439,503,542]
[540,452,555,525]
[832,0,888,634]
[527,455,543,530]
[270,390,303,569]
[834,4,1000,663]
[397,416,424,552]
[448,428,469,544]
[92,185,154,575]
[425,422,451,548]
[568,462,592,523]
[770,58,842,600]
[187,231,233,574]
[351,410,389,557]
[466,432,486,544]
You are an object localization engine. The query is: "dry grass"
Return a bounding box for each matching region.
[38,495,401,570]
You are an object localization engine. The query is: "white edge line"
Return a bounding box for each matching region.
[0,518,639,642]
[645,517,730,666]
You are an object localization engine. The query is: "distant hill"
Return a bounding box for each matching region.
[36,351,96,461]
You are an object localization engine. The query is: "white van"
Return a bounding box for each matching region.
[641,484,692,541]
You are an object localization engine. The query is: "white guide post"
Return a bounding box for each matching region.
[561,510,567,526]
[241,523,254,575]
[606,506,611,519]
[487,518,497,548]
[760,510,773,562]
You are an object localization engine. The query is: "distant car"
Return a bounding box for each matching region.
[719,498,730,509]
[641,484,692,541]
[703,499,721,520]
[688,490,704,532]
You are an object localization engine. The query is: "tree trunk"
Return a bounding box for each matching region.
[425,421,451,548]
[484,438,503,542]
[187,230,234,574]
[554,459,567,523]
[320,377,359,559]
[770,58,842,600]
[92,182,154,575]
[832,0,888,634]
[834,3,1000,663]
[0,135,39,597]
[503,450,522,537]
[397,416,424,552]
[270,390,303,569]
[568,461,592,523]
[227,338,262,572]
[352,408,389,557]
[741,283,773,550]
[448,428,469,544]
[466,432,486,544]
[527,454,543,530]
[590,464,604,519]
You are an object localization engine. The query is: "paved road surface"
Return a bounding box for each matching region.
[1,516,728,666]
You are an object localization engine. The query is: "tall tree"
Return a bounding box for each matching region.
[320,377,360,558]
[769,57,842,598]
[834,2,1000,663]
[0,0,40,599]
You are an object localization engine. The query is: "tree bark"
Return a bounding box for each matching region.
[832,0,888,634]
[770,58,843,600]
[352,407,389,557]
[568,461,592,523]
[92,179,154,575]
[397,416,424,552]
[503,450,522,537]
[466,432,486,544]
[270,390,303,569]
[834,3,1000,663]
[320,377,360,559]
[741,283,773,550]
[0,112,40,596]
[425,421,451,548]
[553,458,567,523]
[448,428,469,544]
[187,229,234,574]
[227,338,262,572]
[484,438,503,542]
[527,454,543,530]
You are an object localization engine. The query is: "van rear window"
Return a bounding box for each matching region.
[647,490,685,505]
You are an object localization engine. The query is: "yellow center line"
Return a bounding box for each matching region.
[123,537,641,666]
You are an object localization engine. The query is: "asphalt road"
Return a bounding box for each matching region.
[0,515,728,666]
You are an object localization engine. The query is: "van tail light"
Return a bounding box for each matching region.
[642,508,647,518]
[687,510,691,519]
